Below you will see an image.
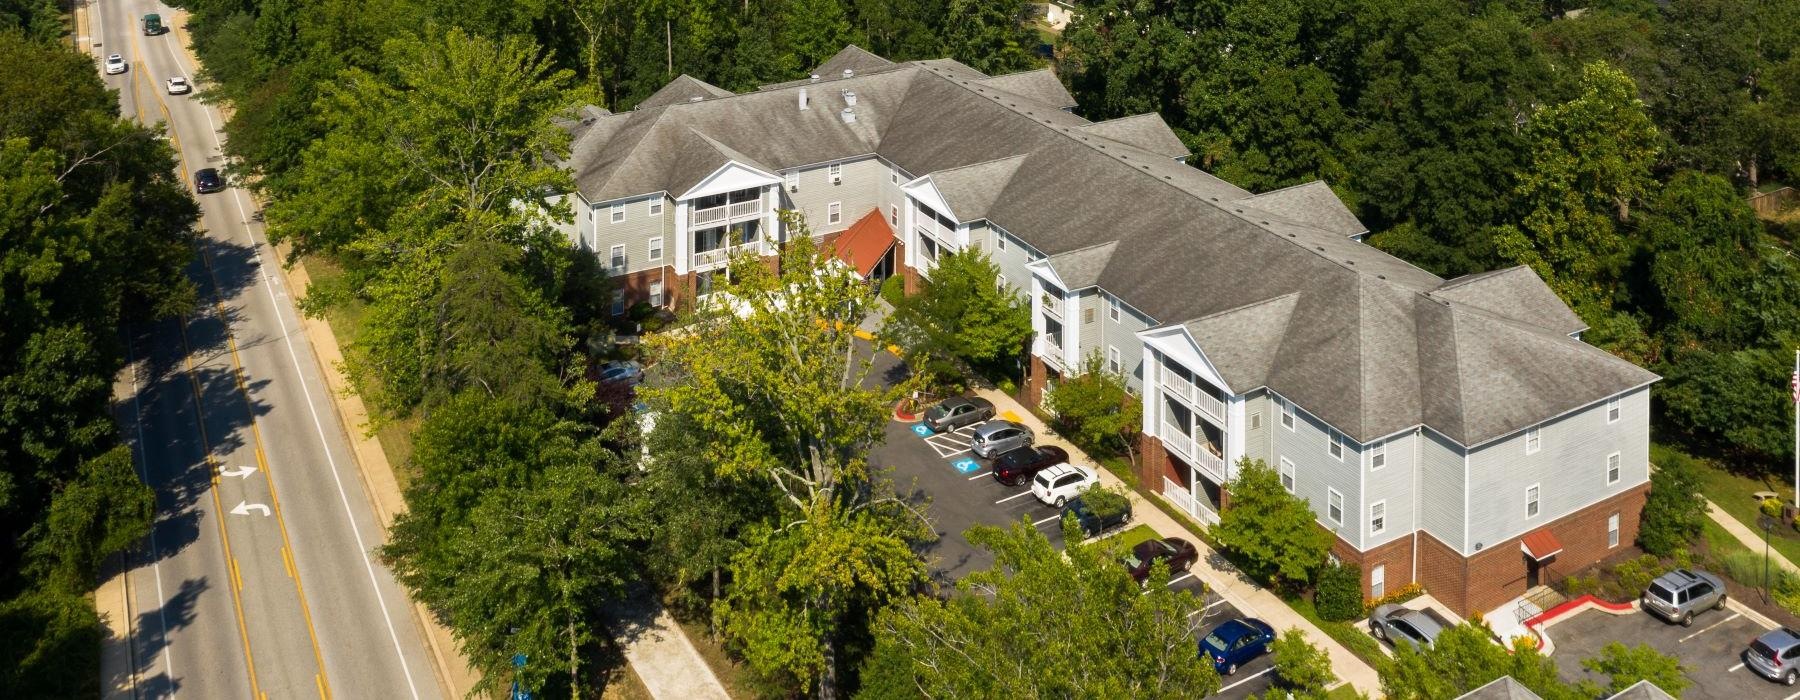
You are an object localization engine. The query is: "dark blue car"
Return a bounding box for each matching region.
[1199,618,1275,675]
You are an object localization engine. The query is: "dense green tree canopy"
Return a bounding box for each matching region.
[1215,458,1335,589]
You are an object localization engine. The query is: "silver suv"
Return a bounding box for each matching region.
[970,420,1033,459]
[1746,628,1800,686]
[1641,568,1726,626]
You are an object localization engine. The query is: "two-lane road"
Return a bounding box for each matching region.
[99,1,445,697]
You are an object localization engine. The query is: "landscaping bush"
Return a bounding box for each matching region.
[1362,583,1425,615]
[1763,497,1785,519]
[1719,550,1770,588]
[1640,445,1709,556]
[996,378,1017,396]
[1613,555,1670,597]
[1314,562,1364,622]
[878,274,904,306]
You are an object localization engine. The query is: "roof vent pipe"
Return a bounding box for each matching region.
[799,88,809,111]
[810,74,821,83]
[840,107,857,124]
[688,96,703,102]
[842,90,857,106]
[843,69,854,78]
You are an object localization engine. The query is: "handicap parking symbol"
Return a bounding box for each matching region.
[911,423,934,437]
[952,458,979,474]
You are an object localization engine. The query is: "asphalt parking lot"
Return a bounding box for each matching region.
[1547,605,1787,698]
[872,396,1274,698]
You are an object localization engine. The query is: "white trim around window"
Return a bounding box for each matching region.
[648,280,664,307]
[610,289,625,315]
[785,171,799,190]
[1607,397,1621,423]
[1369,500,1387,537]
[648,198,663,216]
[1370,440,1386,470]
[889,204,898,226]
[1280,399,1295,430]
[1108,297,1120,322]
[1107,345,1121,374]
[828,201,842,225]
[1327,488,1343,525]
[996,273,1006,290]
[1329,430,1345,461]
[828,163,842,183]
[609,244,626,271]
[1526,483,1541,518]
[1606,452,1621,485]
[1525,427,1541,455]
[610,203,625,223]
[1608,512,1621,548]
[647,236,664,262]
[1371,563,1386,598]
[1279,457,1295,493]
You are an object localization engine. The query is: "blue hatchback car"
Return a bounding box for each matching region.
[1199,618,1276,675]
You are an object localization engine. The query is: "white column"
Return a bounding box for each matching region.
[1060,292,1079,370]
[903,197,918,273]
[763,185,779,253]
[1029,276,1046,358]
[674,200,690,276]
[1226,394,1246,479]
[1141,350,1159,441]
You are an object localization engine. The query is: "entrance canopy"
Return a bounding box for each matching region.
[1520,529,1563,561]
[832,210,896,277]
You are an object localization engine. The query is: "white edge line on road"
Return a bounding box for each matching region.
[995,491,1035,504]
[124,341,178,698]
[152,16,424,698]
[1678,612,1740,643]
[1032,514,1061,526]
[1216,667,1275,694]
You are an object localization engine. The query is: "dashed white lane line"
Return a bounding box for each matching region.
[995,491,1036,505]
[1216,667,1274,693]
[1678,612,1739,643]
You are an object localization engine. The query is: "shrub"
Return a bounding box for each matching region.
[1562,574,1601,598]
[1763,497,1785,519]
[1363,582,1425,615]
[1640,446,1709,555]
[1314,562,1364,622]
[878,274,904,306]
[1214,458,1335,589]
[1613,555,1669,596]
[1719,550,1769,587]
[996,378,1017,396]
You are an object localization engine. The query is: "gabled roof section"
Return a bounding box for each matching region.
[636,74,734,109]
[1042,241,1118,290]
[1455,676,1542,700]
[1178,294,1300,390]
[815,45,895,78]
[1076,114,1189,160]
[928,155,1028,223]
[1430,266,1588,337]
[974,68,1078,110]
[1236,181,1368,237]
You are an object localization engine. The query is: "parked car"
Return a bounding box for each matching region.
[970,419,1032,458]
[193,168,225,194]
[166,76,191,94]
[1746,627,1800,685]
[1368,604,1444,651]
[1641,568,1726,627]
[1030,463,1097,507]
[596,360,644,385]
[1123,537,1198,583]
[991,445,1068,486]
[1199,618,1275,675]
[105,54,127,75]
[1063,492,1131,537]
[922,396,994,432]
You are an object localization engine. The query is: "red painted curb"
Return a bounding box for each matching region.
[1524,595,1630,630]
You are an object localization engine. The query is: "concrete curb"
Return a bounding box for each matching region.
[1522,595,1636,656]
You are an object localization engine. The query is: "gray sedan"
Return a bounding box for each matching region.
[970,419,1033,459]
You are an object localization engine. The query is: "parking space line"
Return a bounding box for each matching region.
[966,472,993,481]
[1032,514,1061,526]
[1207,597,1230,609]
[1678,612,1740,643]
[1216,667,1274,693]
[1729,662,1745,672]
[995,491,1036,504]
[1168,572,1197,587]
[1783,690,1800,700]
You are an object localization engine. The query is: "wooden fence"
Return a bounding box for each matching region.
[1751,187,1797,216]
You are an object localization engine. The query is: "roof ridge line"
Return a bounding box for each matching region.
[1237,179,1331,198]
[1174,291,1300,327]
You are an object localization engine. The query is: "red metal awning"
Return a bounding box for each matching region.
[832,210,896,277]
[1520,529,1563,561]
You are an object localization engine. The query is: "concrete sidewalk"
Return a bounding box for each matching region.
[1706,498,1800,573]
[972,387,1384,696]
[609,593,731,700]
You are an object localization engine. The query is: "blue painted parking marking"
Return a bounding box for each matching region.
[952,458,980,474]
[912,424,934,437]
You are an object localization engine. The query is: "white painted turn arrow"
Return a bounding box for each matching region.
[230,501,271,517]
[220,464,258,479]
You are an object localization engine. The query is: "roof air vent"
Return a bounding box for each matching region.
[842,90,857,106]
[843,69,854,78]
[840,107,857,124]
[810,74,821,83]
[688,96,703,102]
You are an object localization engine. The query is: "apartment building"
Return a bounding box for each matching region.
[554,45,1659,616]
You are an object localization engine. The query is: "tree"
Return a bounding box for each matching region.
[1580,642,1689,697]
[858,520,1220,698]
[1043,353,1143,467]
[881,248,1030,381]
[644,229,929,697]
[1268,628,1334,698]
[939,0,1037,75]
[1382,622,1584,700]
[1214,458,1333,589]
[1642,172,1775,348]
[1638,448,1708,556]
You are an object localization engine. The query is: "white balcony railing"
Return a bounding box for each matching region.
[692,242,758,269]
[1162,420,1225,482]
[690,199,762,227]
[1160,366,1226,423]
[1038,337,1065,371]
[1163,476,1194,514]
[1040,292,1062,317]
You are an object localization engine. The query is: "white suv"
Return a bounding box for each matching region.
[1031,464,1098,507]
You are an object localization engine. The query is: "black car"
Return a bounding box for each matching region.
[1063,493,1132,537]
[194,168,225,194]
[991,445,1069,486]
[922,396,994,432]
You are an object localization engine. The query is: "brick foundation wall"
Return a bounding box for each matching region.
[1330,534,1416,603]
[610,266,676,316]
[1135,434,1167,495]
[1416,531,1470,614]
[1026,353,1047,407]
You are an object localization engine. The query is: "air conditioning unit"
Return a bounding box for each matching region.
[830,175,842,185]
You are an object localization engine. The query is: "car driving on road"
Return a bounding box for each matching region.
[1199,618,1275,675]
[1029,463,1097,507]
[104,54,127,75]
[969,419,1032,458]
[1369,604,1444,651]
[922,396,993,432]
[1123,537,1197,583]
[991,444,1068,486]
[193,168,225,194]
[166,76,191,94]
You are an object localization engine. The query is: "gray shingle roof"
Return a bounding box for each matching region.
[973,68,1078,110]
[1455,676,1542,700]
[1076,114,1190,160]
[1606,681,1676,700]
[814,44,895,79]
[1236,181,1368,236]
[560,48,1659,446]
[636,74,734,109]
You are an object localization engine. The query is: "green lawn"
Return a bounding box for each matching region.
[1682,447,1800,568]
[1285,594,1388,673]
[1111,523,1159,550]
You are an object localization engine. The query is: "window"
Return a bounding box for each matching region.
[997,234,1007,251]
[647,237,663,262]
[1328,488,1343,525]
[1370,564,1386,599]
[610,203,625,223]
[1607,397,1621,423]
[610,290,625,316]
[1083,307,1095,324]
[1108,346,1121,374]
[1108,298,1120,322]
[649,280,664,307]
[828,163,842,183]
[648,198,663,216]
[1249,412,1262,430]
[996,274,1006,291]
[1608,512,1621,548]
[785,171,799,190]
[1607,452,1621,485]
[1526,484,1540,518]
[889,204,898,226]
[1281,400,1295,430]
[1525,427,1541,454]
[1329,430,1344,460]
[891,168,898,184]
[1370,441,1386,470]
[1279,458,1295,493]
[609,244,625,271]
[1370,501,1387,536]
[828,201,842,225]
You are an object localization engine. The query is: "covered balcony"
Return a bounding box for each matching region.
[1160,396,1226,481]
[692,219,762,270]
[689,187,763,227]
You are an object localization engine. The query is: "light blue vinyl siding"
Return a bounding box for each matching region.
[1417,429,1467,552]
[783,156,884,236]
[1269,395,1367,547]
[593,194,672,276]
[1243,392,1273,465]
